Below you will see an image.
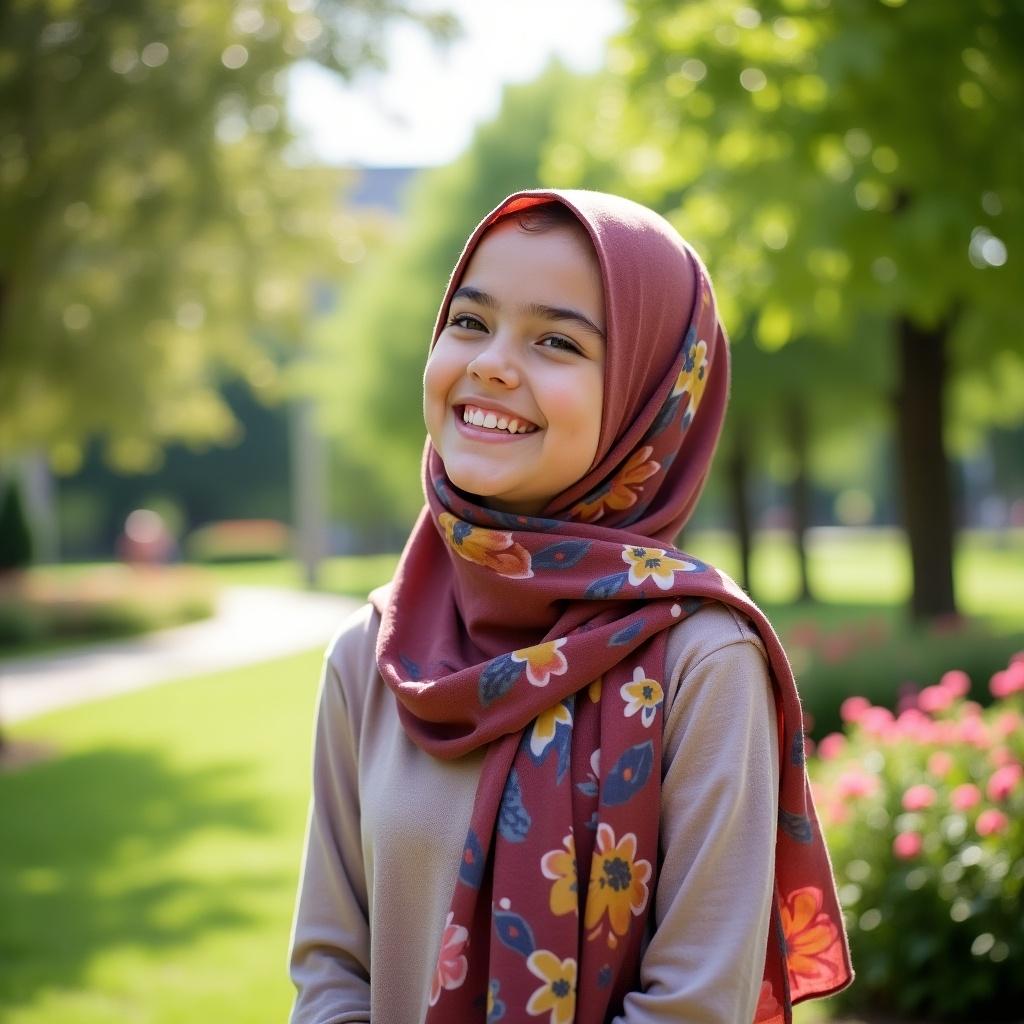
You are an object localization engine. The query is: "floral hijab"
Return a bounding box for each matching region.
[371,189,851,1022]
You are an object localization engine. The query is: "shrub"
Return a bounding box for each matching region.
[185,519,292,563]
[0,566,217,651]
[0,481,33,571]
[791,620,1024,739]
[811,656,1024,1020]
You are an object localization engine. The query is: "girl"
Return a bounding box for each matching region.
[288,190,852,1023]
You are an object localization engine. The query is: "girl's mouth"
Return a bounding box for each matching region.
[454,404,539,438]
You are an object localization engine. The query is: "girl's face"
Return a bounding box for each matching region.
[424,219,606,516]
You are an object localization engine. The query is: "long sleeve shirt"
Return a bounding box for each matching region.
[288,600,780,1024]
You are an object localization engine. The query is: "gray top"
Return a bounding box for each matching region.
[289,600,780,1024]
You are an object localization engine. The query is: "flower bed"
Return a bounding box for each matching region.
[811,657,1024,1020]
[0,566,217,651]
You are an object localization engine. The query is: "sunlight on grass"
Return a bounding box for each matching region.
[2,648,325,1024]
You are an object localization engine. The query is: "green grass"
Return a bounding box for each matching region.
[1,648,324,1024]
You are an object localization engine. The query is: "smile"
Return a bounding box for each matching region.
[457,404,538,435]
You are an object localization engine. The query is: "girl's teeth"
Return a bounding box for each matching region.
[461,406,534,434]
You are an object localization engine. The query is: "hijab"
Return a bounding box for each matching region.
[370,189,851,1022]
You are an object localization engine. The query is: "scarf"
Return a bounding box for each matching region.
[371,189,852,1023]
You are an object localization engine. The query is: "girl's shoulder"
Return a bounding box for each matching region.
[665,600,766,675]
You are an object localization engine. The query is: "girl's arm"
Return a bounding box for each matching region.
[288,654,372,1024]
[615,606,780,1023]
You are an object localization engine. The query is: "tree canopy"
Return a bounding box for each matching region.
[0,0,454,472]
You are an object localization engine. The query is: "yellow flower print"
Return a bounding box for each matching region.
[620,666,664,728]
[571,446,661,523]
[621,545,696,590]
[584,823,652,943]
[671,337,708,403]
[540,833,578,917]
[525,950,577,1024]
[439,512,534,579]
[529,701,573,758]
[587,676,603,703]
[512,637,568,688]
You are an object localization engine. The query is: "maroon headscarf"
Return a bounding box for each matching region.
[371,189,851,1022]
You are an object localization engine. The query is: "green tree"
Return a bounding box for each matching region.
[568,0,1023,619]
[312,63,586,529]
[0,0,454,473]
[0,480,34,571]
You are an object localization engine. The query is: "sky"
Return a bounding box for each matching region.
[286,0,625,167]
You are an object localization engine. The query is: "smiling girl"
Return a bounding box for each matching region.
[288,191,852,1023]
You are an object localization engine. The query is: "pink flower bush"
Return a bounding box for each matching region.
[976,809,1009,837]
[986,762,1023,802]
[893,831,923,859]
[810,654,1023,1019]
[950,783,982,811]
[901,784,937,811]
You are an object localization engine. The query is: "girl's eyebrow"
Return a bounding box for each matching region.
[451,286,606,341]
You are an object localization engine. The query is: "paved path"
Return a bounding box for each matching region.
[0,586,360,724]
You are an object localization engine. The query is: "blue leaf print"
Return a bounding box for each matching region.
[432,477,453,504]
[554,725,572,785]
[779,807,813,844]
[646,393,681,440]
[585,571,629,600]
[533,540,592,570]
[485,509,560,532]
[576,779,598,798]
[679,596,704,616]
[681,324,697,367]
[479,654,524,707]
[399,654,422,681]
[597,964,613,988]
[498,769,531,843]
[459,829,486,889]
[494,908,536,958]
[602,741,655,806]
[609,618,645,646]
[791,729,806,767]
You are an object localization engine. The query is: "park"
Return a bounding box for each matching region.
[1,2,1022,1022]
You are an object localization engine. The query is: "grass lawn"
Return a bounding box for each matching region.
[1,648,324,1024]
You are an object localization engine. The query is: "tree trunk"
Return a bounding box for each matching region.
[894,316,957,620]
[727,425,753,598]
[785,401,814,602]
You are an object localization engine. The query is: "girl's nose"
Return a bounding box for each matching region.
[467,335,520,388]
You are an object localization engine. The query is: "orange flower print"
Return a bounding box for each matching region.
[753,980,785,1024]
[584,823,652,943]
[621,545,696,589]
[439,512,534,579]
[429,911,469,1006]
[540,833,578,917]
[619,666,664,728]
[526,950,577,1024]
[512,637,568,688]
[529,700,573,758]
[781,886,844,993]
[571,446,661,523]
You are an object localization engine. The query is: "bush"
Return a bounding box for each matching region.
[0,481,33,571]
[0,566,217,651]
[788,618,1024,739]
[185,519,292,563]
[811,657,1024,1021]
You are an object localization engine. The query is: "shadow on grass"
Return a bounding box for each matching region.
[0,745,278,1007]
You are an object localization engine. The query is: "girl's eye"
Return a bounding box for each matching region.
[540,335,582,355]
[447,312,487,331]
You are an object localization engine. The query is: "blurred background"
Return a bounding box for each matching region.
[1,1,1022,1021]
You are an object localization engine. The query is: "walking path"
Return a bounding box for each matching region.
[0,586,360,724]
